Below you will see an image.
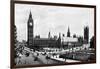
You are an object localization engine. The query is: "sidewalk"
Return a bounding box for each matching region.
[50,56,81,63]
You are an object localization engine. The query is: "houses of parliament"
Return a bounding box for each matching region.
[27,11,89,49]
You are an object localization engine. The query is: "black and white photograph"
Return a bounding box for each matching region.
[11,1,96,68]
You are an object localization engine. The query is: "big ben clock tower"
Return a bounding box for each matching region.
[27,11,34,49]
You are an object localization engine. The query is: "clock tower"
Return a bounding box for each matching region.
[27,11,34,49]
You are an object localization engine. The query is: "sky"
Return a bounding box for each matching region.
[15,4,94,42]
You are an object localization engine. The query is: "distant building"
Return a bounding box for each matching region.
[84,26,89,44]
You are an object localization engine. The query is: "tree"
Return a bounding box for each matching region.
[90,36,94,48]
[14,25,18,57]
[14,25,18,65]
[78,36,83,44]
[22,40,27,47]
[14,25,17,47]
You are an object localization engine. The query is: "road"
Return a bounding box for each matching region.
[15,51,65,66]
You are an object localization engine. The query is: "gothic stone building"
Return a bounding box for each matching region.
[27,12,60,49]
[27,12,86,49]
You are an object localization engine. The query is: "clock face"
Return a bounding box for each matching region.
[29,22,32,26]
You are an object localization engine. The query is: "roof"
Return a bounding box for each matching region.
[34,38,56,41]
[61,37,78,42]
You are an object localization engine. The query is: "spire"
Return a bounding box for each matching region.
[58,33,61,48]
[68,27,70,33]
[67,26,70,37]
[29,11,32,18]
[48,31,51,39]
[28,10,33,23]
